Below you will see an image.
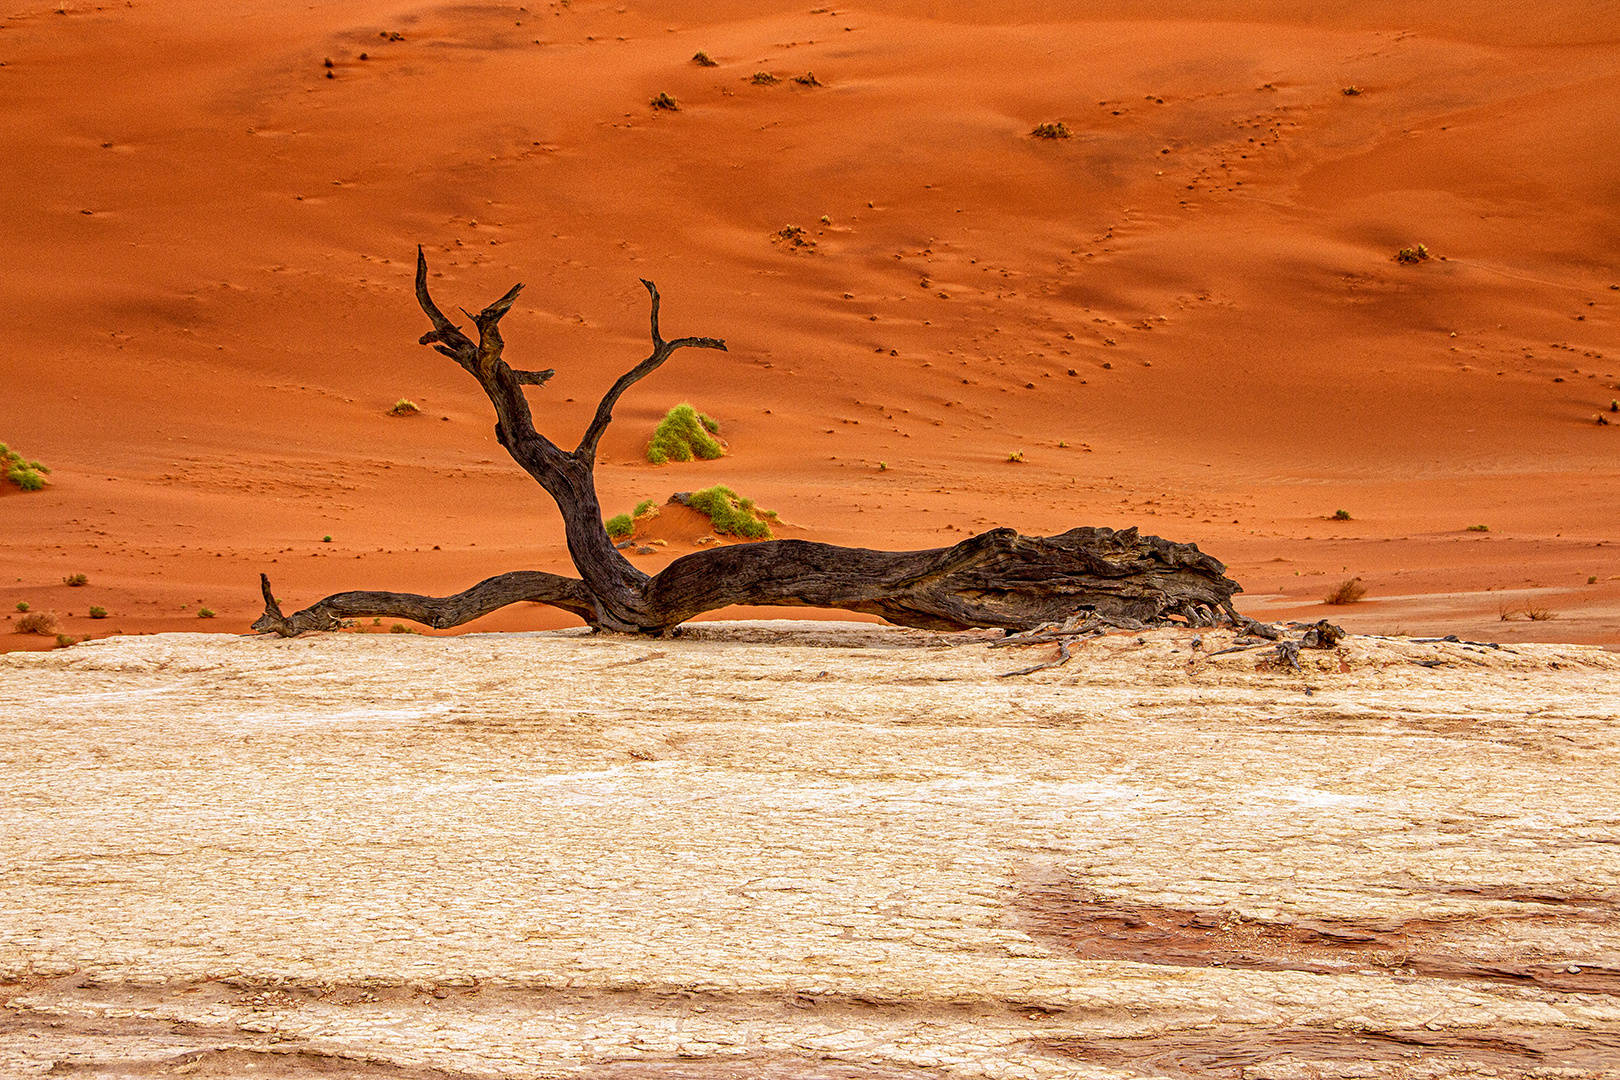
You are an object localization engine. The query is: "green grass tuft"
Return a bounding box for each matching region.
[2,441,50,491]
[1466,524,1489,532]
[605,513,635,539]
[1332,509,1352,521]
[687,485,774,540]
[647,403,724,465]
[633,499,659,518]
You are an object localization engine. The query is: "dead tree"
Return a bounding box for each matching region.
[254,251,1243,636]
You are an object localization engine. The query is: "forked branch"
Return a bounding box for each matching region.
[575,279,726,463]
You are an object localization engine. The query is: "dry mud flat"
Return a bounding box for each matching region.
[1,623,1619,1080]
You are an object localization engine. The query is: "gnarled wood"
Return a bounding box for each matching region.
[256,256,1244,636]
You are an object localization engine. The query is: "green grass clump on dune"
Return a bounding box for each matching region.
[2,442,50,491]
[687,485,774,540]
[604,513,635,539]
[646,404,724,465]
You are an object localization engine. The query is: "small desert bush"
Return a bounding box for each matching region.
[633,499,659,518]
[197,607,215,619]
[15,601,28,613]
[1396,243,1430,264]
[751,71,779,85]
[1332,509,1352,521]
[389,398,420,416]
[1007,450,1025,462]
[16,610,61,635]
[792,71,822,86]
[55,633,75,649]
[63,573,88,587]
[650,91,680,111]
[1342,86,1363,96]
[647,403,724,464]
[89,606,108,619]
[687,485,774,540]
[1466,524,1489,532]
[1323,577,1367,605]
[2,442,50,491]
[1031,121,1072,139]
[605,513,635,539]
[692,51,718,66]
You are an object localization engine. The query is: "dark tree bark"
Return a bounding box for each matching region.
[254,252,1243,637]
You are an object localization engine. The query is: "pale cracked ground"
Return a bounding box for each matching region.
[2,623,1619,1080]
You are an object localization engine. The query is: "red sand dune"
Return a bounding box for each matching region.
[3,0,1618,650]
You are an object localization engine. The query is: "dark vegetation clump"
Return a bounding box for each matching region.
[1396,243,1430,264]
[650,92,680,111]
[692,51,718,67]
[772,224,816,250]
[1031,121,1072,139]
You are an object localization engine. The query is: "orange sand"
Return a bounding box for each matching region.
[3,0,1618,651]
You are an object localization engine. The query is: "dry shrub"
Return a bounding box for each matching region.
[16,610,61,635]
[1323,577,1367,605]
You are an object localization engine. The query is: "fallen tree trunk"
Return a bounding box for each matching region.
[255,252,1242,636]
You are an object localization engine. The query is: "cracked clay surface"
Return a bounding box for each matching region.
[2,623,1618,1078]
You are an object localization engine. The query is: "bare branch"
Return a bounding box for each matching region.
[252,570,598,636]
[644,277,664,345]
[472,282,524,375]
[575,279,726,463]
[414,247,476,366]
[999,638,1074,677]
